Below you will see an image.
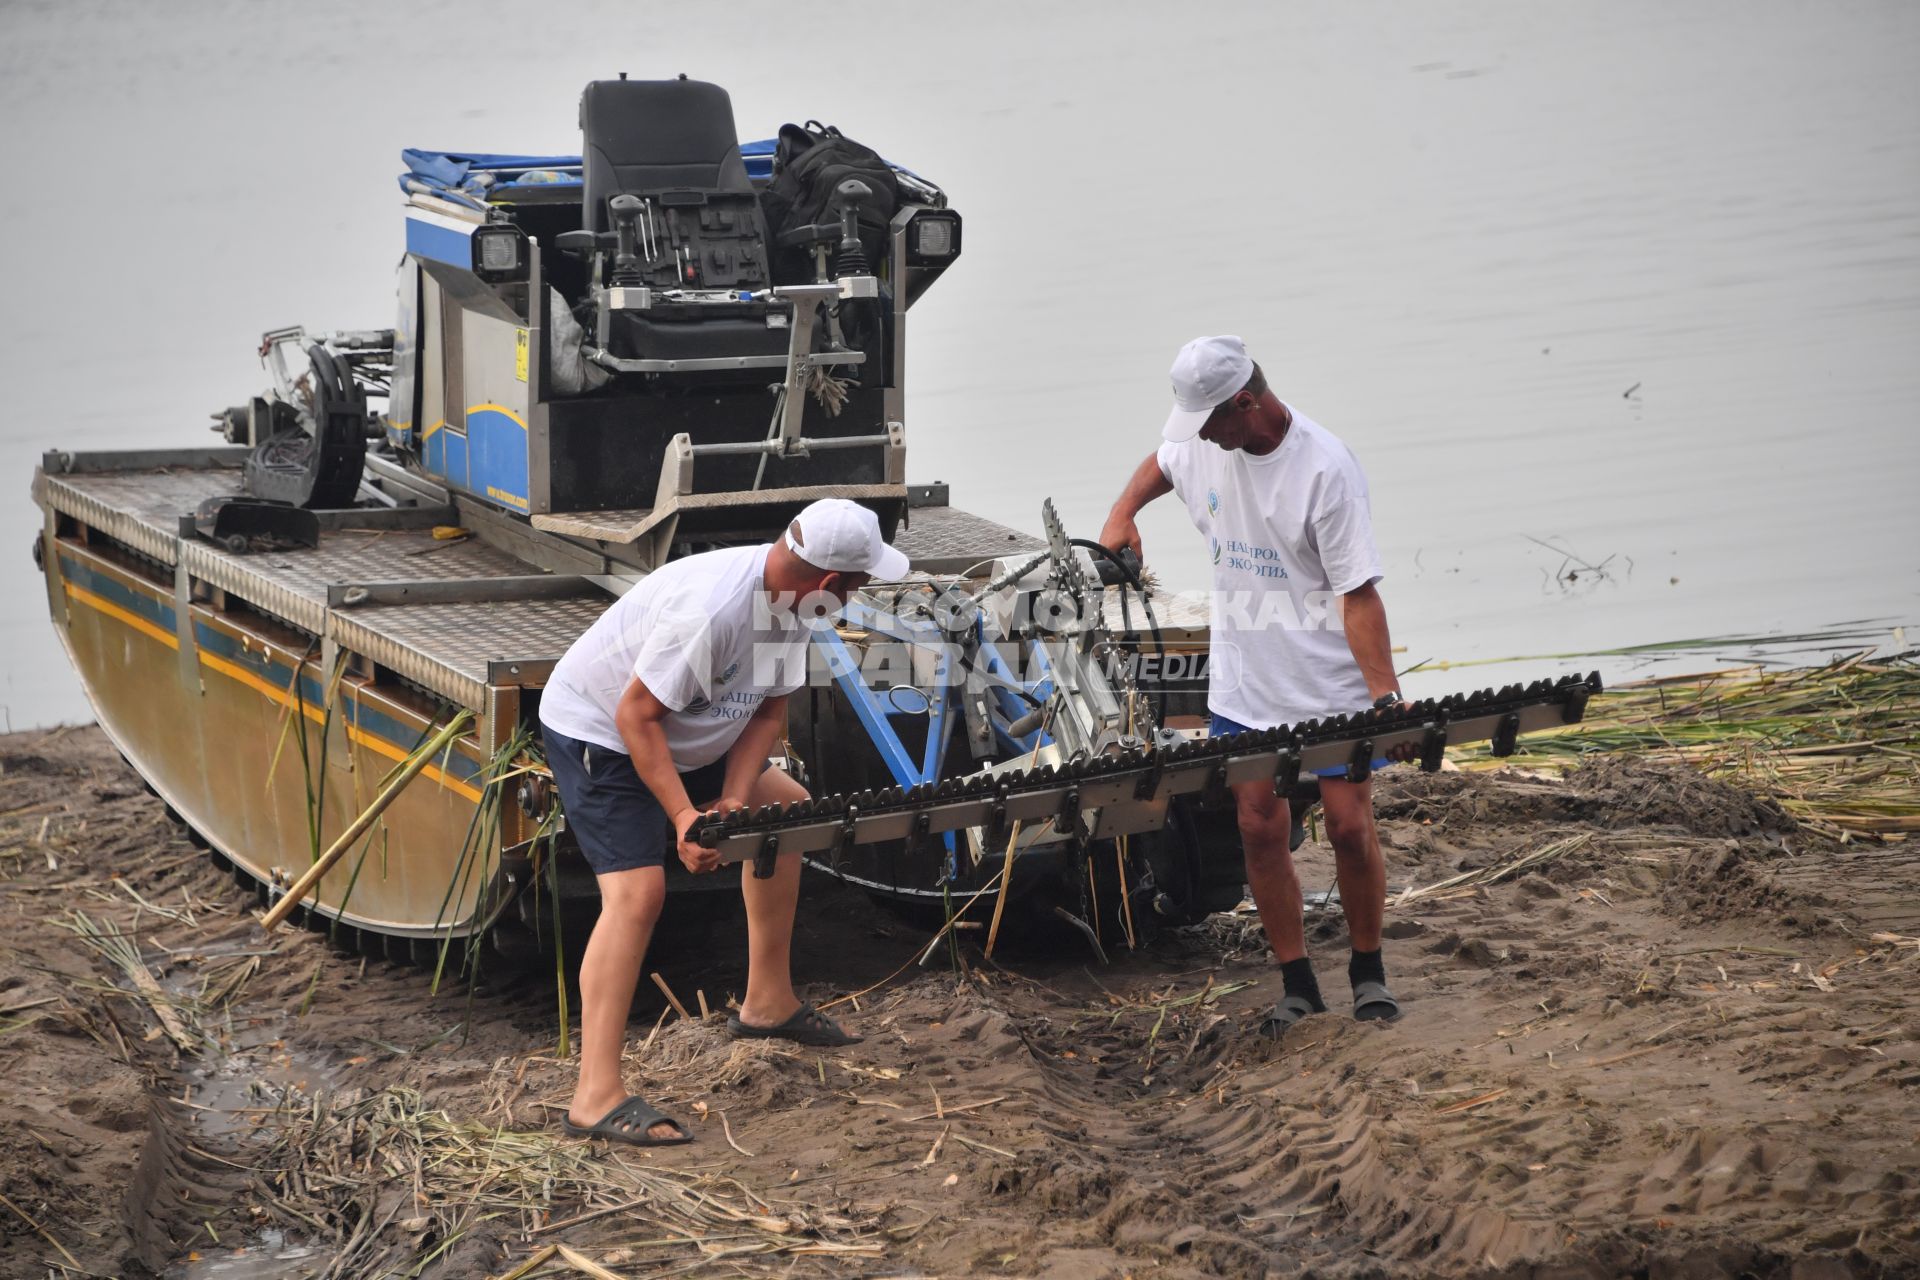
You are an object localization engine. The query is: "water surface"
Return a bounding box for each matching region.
[2,1,1915,726]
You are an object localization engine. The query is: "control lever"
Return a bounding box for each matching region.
[608,194,644,285]
[832,179,872,278]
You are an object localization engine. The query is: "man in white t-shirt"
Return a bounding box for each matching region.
[1100,335,1408,1036]
[539,499,909,1144]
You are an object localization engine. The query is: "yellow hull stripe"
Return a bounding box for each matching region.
[63,580,484,803]
[67,580,179,649]
[466,402,527,428]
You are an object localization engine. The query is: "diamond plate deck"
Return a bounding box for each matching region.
[328,597,609,709]
[38,455,1213,711]
[39,463,599,707]
[892,505,1046,572]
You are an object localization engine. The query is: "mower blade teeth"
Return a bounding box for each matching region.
[692,672,1585,855]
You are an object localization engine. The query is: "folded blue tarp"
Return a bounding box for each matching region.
[399,141,783,204]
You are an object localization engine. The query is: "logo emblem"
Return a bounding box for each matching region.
[1210,537,1222,565]
[1206,488,1220,516]
[717,661,740,686]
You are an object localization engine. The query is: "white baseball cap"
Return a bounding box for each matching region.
[1162,335,1255,442]
[785,498,911,579]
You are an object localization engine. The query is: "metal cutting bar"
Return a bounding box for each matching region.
[691,673,1601,864]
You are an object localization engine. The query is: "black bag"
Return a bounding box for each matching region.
[761,120,900,281]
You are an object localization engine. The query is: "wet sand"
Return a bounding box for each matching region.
[1,726,1915,1278]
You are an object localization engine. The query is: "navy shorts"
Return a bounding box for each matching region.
[1209,712,1391,780]
[542,724,730,874]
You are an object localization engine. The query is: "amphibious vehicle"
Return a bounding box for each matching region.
[31,76,1598,962]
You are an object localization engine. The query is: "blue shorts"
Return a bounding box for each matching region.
[542,724,730,874]
[1208,712,1391,780]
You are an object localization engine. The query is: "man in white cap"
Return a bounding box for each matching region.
[539,498,910,1144]
[1100,337,1406,1037]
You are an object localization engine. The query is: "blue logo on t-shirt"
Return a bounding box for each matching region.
[1207,488,1221,516]
[717,661,740,686]
[1210,537,1222,565]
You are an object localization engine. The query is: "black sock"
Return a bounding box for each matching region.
[1349,947,1386,989]
[1280,957,1326,1011]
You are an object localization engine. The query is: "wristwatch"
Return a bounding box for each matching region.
[1372,691,1403,711]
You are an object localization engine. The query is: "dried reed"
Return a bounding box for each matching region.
[254,1086,885,1275]
[1450,654,1920,838]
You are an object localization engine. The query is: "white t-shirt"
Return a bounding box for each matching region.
[1157,406,1383,728]
[538,545,809,769]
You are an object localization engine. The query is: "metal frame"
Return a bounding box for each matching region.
[327,576,597,609]
[813,596,1064,877]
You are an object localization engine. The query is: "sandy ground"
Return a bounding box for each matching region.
[1,726,1916,1279]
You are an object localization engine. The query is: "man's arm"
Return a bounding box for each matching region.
[1340,581,1399,703]
[1098,452,1175,561]
[719,693,789,811]
[613,677,718,873]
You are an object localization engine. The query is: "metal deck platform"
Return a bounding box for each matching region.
[34,450,1129,711]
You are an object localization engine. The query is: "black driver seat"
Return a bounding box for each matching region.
[578,77,783,365]
[580,78,754,232]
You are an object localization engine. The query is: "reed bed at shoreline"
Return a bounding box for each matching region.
[255,1086,886,1278]
[1449,653,1920,839]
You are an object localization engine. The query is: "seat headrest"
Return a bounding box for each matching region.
[579,78,749,191]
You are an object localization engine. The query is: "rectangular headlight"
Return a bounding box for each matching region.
[476,230,519,271]
[906,211,962,265]
[913,218,953,257]
[472,227,528,281]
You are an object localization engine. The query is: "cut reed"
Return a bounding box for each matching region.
[1450,654,1919,839]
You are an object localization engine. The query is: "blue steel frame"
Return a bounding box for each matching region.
[813,600,1058,878]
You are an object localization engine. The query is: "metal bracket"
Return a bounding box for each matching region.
[310,505,457,531]
[1561,679,1594,724]
[42,446,250,475]
[326,576,596,608]
[486,658,559,688]
[751,833,779,881]
[1053,787,1081,835]
[986,785,1011,846]
[172,561,201,694]
[1133,754,1164,801]
[1345,738,1375,784]
[586,350,864,374]
[1273,748,1301,799]
[1419,721,1447,773]
[41,509,67,628]
[1490,712,1522,757]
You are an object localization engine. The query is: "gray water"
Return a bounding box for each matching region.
[3,1,1916,728]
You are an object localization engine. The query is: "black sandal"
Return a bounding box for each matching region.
[562,1096,692,1146]
[727,1001,861,1047]
[1257,995,1323,1040]
[1352,980,1402,1023]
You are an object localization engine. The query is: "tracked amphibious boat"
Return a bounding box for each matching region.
[31,77,1598,958]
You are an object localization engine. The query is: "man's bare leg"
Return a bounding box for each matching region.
[568,865,680,1139]
[1318,777,1384,952]
[1318,775,1397,1018]
[735,766,810,1028]
[1232,779,1304,961]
